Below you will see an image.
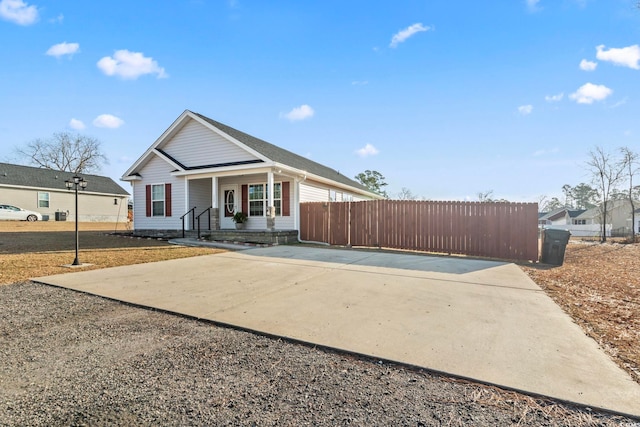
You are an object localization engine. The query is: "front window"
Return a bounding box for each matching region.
[248,184,264,216]
[38,192,49,208]
[248,182,282,216]
[151,184,165,216]
[273,183,282,215]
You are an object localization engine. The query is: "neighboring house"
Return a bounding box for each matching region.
[574,199,640,236]
[122,110,381,238]
[543,199,640,237]
[538,208,586,227]
[0,162,130,222]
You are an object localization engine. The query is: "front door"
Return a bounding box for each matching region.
[220,184,238,229]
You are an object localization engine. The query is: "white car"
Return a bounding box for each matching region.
[0,204,43,221]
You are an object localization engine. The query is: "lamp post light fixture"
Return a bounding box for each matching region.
[65,175,88,266]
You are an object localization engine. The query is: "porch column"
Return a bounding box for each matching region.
[267,171,275,230]
[211,177,219,230]
[184,179,190,229]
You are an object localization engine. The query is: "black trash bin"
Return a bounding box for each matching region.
[55,211,67,221]
[541,228,571,266]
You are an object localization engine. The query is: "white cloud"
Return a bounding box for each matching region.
[69,118,85,130]
[518,105,533,115]
[351,80,369,86]
[579,59,597,71]
[46,42,79,58]
[280,104,314,121]
[0,0,38,25]
[596,44,640,70]
[49,13,63,23]
[389,23,430,48]
[97,50,168,79]
[93,114,124,129]
[569,82,612,104]
[607,97,628,109]
[355,144,379,157]
[545,92,564,102]
[525,0,541,12]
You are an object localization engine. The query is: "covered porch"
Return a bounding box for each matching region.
[181,168,300,242]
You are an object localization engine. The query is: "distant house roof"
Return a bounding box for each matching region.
[539,208,587,222]
[568,209,586,218]
[0,162,129,196]
[539,207,566,221]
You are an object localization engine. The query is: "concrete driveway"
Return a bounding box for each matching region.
[33,245,640,417]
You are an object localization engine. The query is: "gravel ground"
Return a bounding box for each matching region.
[1,282,636,426]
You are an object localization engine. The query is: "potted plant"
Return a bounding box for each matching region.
[232,211,248,230]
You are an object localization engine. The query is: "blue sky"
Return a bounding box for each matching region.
[1,0,639,202]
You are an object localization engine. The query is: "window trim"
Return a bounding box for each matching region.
[247,181,282,217]
[151,183,166,217]
[37,191,50,208]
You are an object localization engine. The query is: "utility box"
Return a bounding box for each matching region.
[541,228,571,266]
[55,211,67,221]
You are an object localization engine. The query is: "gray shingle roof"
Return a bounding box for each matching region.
[0,162,129,195]
[191,112,371,193]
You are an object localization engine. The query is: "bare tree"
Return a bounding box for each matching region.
[620,146,639,239]
[477,190,494,202]
[541,197,564,212]
[397,187,416,200]
[561,184,573,208]
[586,146,627,242]
[16,132,108,174]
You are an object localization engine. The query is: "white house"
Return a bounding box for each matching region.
[0,162,130,222]
[538,208,586,227]
[543,199,640,238]
[574,199,640,237]
[122,110,381,241]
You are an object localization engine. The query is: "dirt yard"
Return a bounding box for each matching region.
[0,221,220,285]
[521,241,640,385]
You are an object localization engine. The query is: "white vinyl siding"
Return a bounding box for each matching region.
[161,119,260,168]
[188,178,212,219]
[299,181,329,203]
[133,155,184,230]
[300,180,371,203]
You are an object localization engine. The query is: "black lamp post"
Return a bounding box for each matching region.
[65,175,88,266]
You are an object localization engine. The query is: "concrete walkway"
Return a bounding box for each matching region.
[33,245,640,417]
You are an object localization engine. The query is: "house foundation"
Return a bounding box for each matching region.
[133,228,299,245]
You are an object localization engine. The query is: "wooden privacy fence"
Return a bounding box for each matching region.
[300,200,539,262]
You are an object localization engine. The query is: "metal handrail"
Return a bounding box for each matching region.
[195,206,212,239]
[180,207,197,238]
